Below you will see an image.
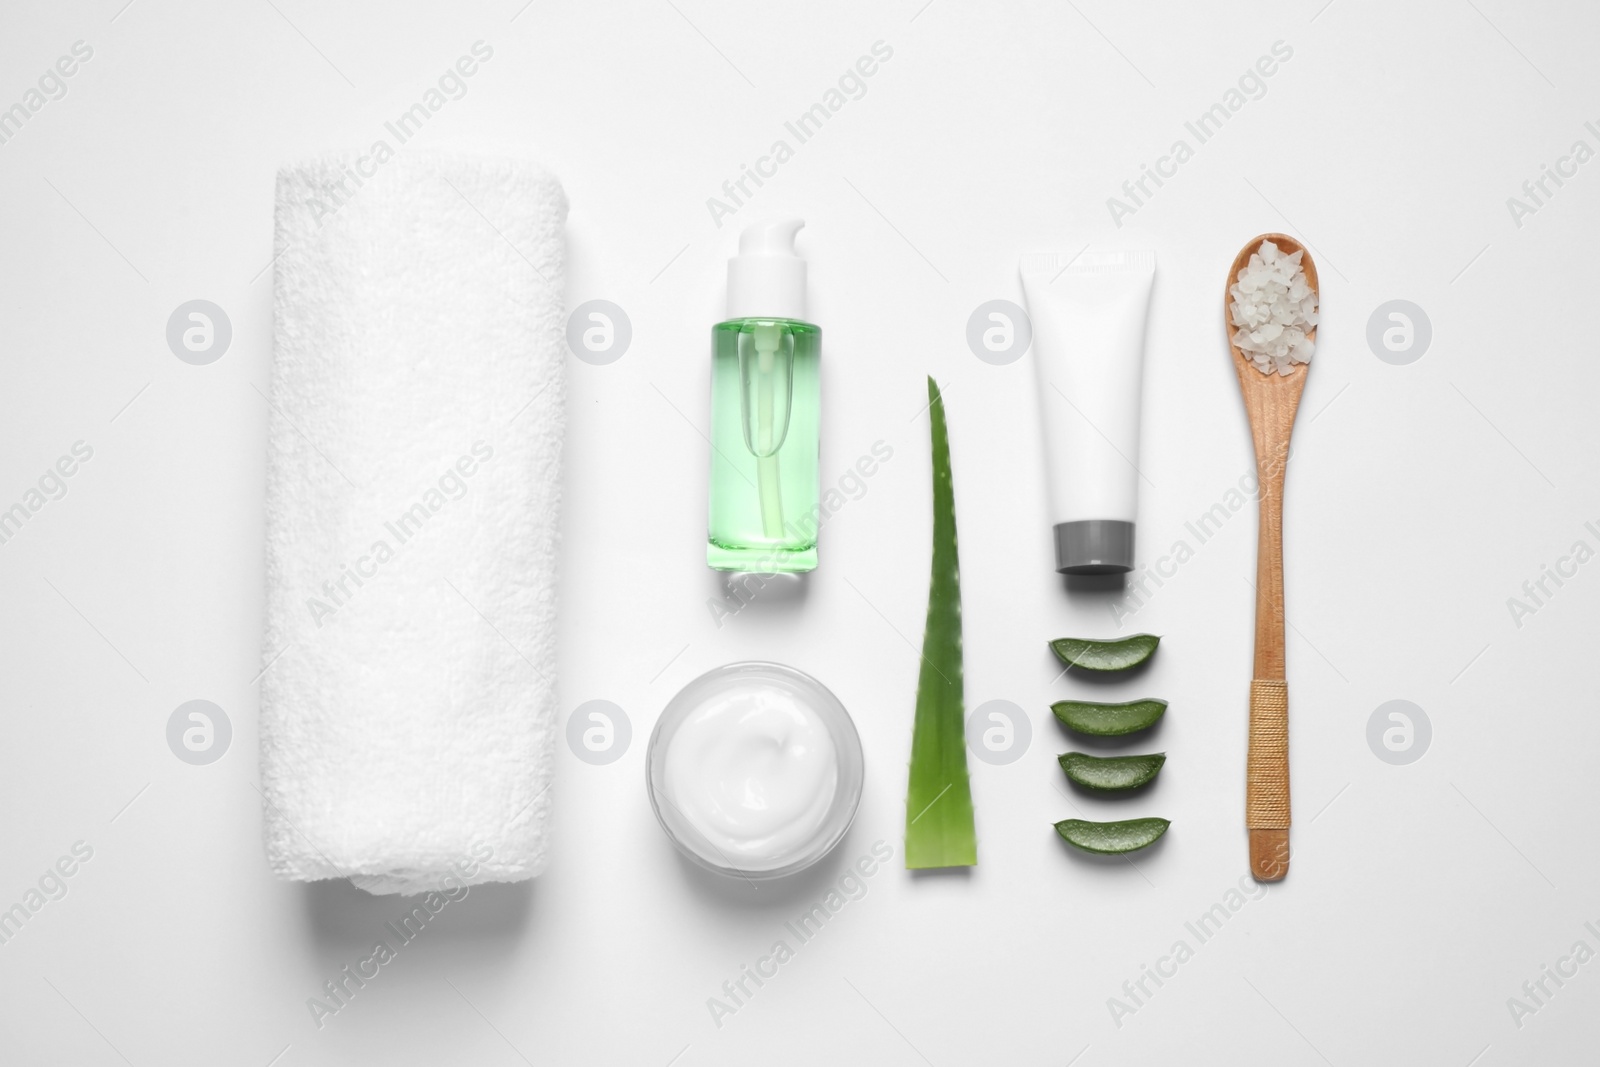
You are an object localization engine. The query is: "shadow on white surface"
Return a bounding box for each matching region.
[299,877,535,944]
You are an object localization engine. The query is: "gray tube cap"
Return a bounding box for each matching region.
[1054,520,1135,575]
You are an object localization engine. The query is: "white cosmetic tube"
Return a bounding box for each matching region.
[1019,251,1155,574]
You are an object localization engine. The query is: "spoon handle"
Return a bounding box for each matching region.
[1248,444,1292,880]
[1227,231,1315,883]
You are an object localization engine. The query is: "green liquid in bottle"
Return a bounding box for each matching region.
[707,317,821,572]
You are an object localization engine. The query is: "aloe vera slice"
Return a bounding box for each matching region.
[1049,634,1160,672]
[1051,698,1167,737]
[1054,817,1170,855]
[904,376,976,870]
[1059,751,1166,792]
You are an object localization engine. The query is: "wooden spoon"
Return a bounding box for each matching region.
[1225,233,1318,883]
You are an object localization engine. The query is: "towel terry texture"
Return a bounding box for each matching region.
[261,153,567,896]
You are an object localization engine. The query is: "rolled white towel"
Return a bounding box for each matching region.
[261,153,567,896]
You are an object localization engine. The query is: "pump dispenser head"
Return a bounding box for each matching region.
[727,219,807,321]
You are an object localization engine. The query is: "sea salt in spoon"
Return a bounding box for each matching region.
[1225,233,1318,882]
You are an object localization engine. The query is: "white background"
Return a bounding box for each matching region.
[2,0,1598,1063]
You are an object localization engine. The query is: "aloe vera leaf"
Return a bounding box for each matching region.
[1051,698,1167,736]
[1058,751,1166,792]
[1048,634,1160,672]
[905,376,976,870]
[1054,817,1170,854]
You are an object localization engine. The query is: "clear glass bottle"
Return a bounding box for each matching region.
[707,221,821,572]
[708,318,820,571]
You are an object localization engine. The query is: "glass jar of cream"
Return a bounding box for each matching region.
[646,662,864,879]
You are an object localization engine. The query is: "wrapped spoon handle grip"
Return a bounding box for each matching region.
[1248,680,1290,881]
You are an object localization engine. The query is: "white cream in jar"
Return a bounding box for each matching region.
[648,663,863,878]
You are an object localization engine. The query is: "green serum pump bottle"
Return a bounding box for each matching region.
[707,219,821,573]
